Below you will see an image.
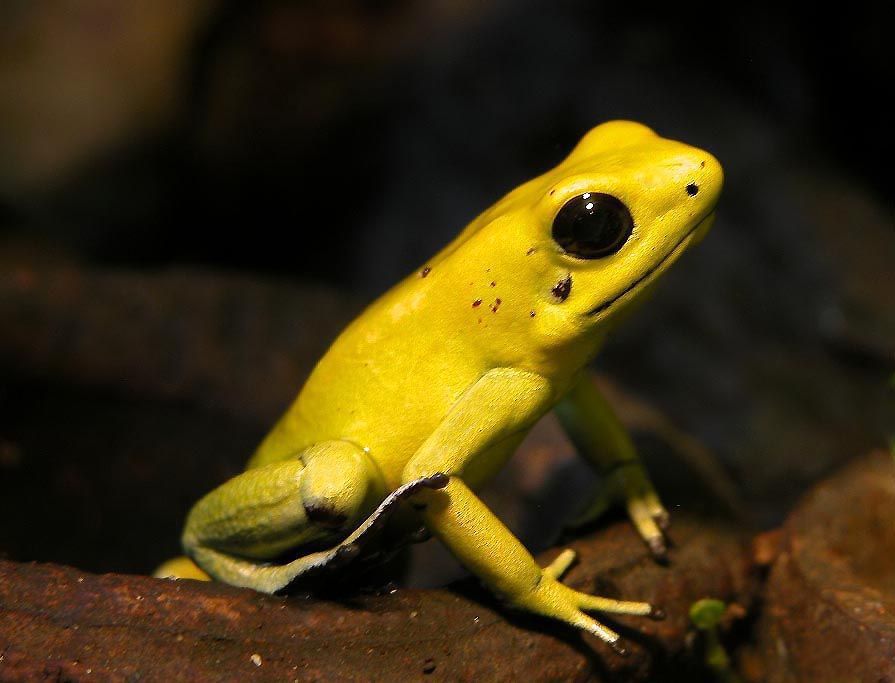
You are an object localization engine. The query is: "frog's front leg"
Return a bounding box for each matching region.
[174,440,387,593]
[555,373,669,559]
[403,367,659,652]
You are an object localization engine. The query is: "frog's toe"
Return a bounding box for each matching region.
[543,548,577,579]
[569,611,625,653]
[654,508,671,531]
[576,590,655,618]
[153,555,211,581]
[557,583,656,654]
[646,535,669,562]
[628,498,670,561]
[642,489,670,530]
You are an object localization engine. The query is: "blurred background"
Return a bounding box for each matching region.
[0,1,891,584]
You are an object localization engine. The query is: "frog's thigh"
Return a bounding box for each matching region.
[182,440,384,592]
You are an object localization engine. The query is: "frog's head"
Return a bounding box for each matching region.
[514,120,723,348]
[423,120,722,369]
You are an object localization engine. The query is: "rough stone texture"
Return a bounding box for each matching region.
[0,517,755,682]
[756,450,895,682]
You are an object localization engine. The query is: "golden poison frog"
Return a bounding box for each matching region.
[156,121,722,653]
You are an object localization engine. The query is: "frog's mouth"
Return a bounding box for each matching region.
[586,211,714,318]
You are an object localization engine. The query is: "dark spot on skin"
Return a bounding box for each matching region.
[529,310,536,317]
[419,266,431,277]
[472,299,482,308]
[552,274,572,302]
[304,502,348,529]
[422,659,436,674]
[490,298,501,312]
[700,160,706,168]
[686,183,699,196]
[490,281,496,287]
[526,247,536,256]
[478,318,482,324]
[411,502,427,511]
[549,189,555,196]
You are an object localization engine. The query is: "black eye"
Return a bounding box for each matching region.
[551,193,634,259]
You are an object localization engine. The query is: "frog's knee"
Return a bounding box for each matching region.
[299,442,384,530]
[153,555,211,582]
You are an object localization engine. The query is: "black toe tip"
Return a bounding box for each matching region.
[609,640,628,657]
[647,538,669,563]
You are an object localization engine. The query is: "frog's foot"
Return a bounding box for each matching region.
[153,555,211,581]
[522,548,663,654]
[569,460,670,561]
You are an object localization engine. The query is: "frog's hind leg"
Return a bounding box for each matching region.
[188,471,449,594]
[177,440,386,594]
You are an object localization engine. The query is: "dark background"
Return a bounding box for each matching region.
[0,1,892,579]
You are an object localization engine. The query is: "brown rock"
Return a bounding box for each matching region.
[0,516,755,682]
[757,450,895,681]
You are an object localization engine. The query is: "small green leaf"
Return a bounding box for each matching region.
[689,598,726,630]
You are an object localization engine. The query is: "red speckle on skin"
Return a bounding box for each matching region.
[420,266,431,278]
[472,299,482,308]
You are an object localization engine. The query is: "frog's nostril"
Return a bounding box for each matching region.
[686,183,699,197]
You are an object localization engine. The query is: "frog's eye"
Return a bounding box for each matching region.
[552,193,633,259]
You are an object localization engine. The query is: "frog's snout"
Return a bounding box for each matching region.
[685,152,723,217]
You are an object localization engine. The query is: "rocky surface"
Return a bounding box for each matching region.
[0,516,754,682]
[754,450,895,682]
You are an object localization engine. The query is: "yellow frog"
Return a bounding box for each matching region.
[156,121,722,653]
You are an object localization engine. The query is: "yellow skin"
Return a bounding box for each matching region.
[156,121,722,653]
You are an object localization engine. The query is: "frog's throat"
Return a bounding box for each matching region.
[586,212,714,318]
